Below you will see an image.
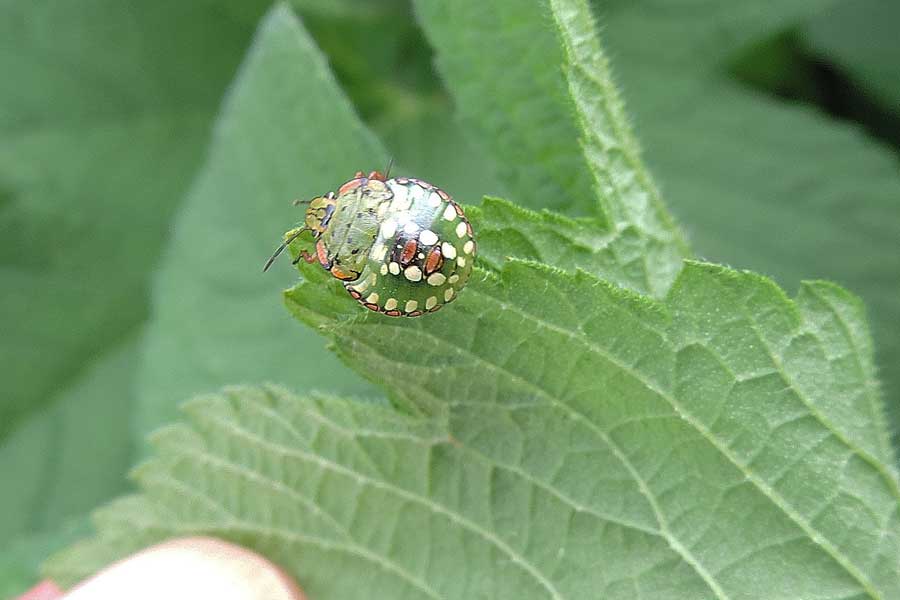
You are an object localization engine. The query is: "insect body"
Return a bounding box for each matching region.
[265,170,475,317]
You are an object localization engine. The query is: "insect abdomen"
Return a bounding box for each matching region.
[344,178,475,317]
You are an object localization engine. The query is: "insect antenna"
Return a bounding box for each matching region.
[263,227,309,272]
[384,157,395,179]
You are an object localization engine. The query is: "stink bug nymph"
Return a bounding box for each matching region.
[264,170,475,316]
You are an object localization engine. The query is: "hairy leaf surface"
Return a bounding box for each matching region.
[49,253,900,598]
[412,0,900,439]
[595,0,900,436]
[414,0,688,297]
[42,4,900,599]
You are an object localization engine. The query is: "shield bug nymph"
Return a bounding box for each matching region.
[264,170,476,317]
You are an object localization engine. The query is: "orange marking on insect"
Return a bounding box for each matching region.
[315,239,330,267]
[428,304,443,313]
[400,239,418,265]
[330,266,357,281]
[348,289,362,300]
[364,303,380,312]
[368,170,386,181]
[338,178,363,195]
[385,310,403,317]
[353,170,365,178]
[437,189,450,201]
[424,246,443,275]
[466,221,473,237]
[406,310,423,317]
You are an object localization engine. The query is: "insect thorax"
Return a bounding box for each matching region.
[318,179,393,279]
[304,196,335,233]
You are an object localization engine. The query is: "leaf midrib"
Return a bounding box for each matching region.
[732,284,900,505]
[804,284,895,469]
[142,453,442,599]
[338,320,730,598]
[323,269,889,598]
[468,278,888,598]
[146,429,443,599]
[189,404,563,599]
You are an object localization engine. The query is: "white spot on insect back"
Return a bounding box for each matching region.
[366,293,379,304]
[457,257,466,268]
[403,220,419,235]
[419,229,438,246]
[404,266,423,282]
[380,264,388,275]
[463,240,475,255]
[384,298,398,311]
[444,287,454,302]
[427,273,446,286]
[443,204,457,222]
[456,221,467,238]
[353,272,376,292]
[449,274,459,284]
[408,183,427,202]
[391,185,411,211]
[441,242,457,259]
[425,296,438,310]
[388,262,400,275]
[405,299,418,312]
[428,192,442,208]
[380,220,397,239]
[371,243,387,261]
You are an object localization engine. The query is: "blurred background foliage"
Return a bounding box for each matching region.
[1,0,898,595]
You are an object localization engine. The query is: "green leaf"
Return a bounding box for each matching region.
[44,3,899,596]
[304,3,506,208]
[590,1,900,443]
[469,197,658,296]
[0,0,270,540]
[131,3,389,436]
[803,0,900,112]
[336,0,900,440]
[47,255,900,598]
[0,336,138,542]
[413,0,688,297]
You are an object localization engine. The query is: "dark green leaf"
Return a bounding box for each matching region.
[0,0,270,541]
[803,0,900,112]
[413,0,689,297]
[44,4,900,598]
[131,3,390,436]
[49,252,900,597]
[594,0,900,441]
